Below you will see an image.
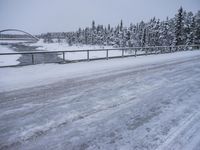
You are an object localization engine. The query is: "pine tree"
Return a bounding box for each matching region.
[108,24,111,31]
[91,21,96,45]
[183,11,194,45]
[188,17,195,44]
[41,7,198,47]
[141,28,147,47]
[194,11,200,44]
[92,20,95,31]
[120,20,123,32]
[174,7,184,45]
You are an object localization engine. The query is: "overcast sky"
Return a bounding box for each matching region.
[0,0,199,34]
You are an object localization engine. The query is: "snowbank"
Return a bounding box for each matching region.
[0,50,200,92]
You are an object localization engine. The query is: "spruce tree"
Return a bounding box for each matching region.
[174,7,184,45]
[194,11,200,44]
[120,20,123,32]
[141,28,147,47]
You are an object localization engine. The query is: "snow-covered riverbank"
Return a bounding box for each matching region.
[28,40,137,60]
[0,45,21,66]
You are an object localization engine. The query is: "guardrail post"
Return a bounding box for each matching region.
[31,54,35,65]
[164,47,166,53]
[180,46,183,51]
[161,47,163,54]
[184,46,186,51]
[156,47,159,54]
[192,45,195,50]
[185,46,188,51]
[122,49,124,57]
[145,48,148,55]
[87,50,90,61]
[63,51,65,61]
[135,49,137,57]
[106,49,109,59]
[172,47,174,52]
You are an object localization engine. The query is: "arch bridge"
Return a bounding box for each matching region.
[0,29,39,42]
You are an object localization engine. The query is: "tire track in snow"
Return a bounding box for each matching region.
[156,111,200,150]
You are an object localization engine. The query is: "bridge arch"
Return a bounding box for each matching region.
[0,29,39,41]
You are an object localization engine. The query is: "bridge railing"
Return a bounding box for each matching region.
[0,45,200,67]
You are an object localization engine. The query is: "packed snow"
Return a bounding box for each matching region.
[0,45,21,66]
[1,50,200,150]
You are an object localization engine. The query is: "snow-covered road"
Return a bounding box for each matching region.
[0,51,200,150]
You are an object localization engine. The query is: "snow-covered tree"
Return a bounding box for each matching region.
[40,7,199,47]
[173,7,184,45]
[194,11,200,44]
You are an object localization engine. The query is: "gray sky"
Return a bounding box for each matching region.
[0,0,199,34]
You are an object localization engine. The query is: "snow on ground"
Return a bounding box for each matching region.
[0,45,21,66]
[28,40,138,60]
[0,50,200,92]
[0,50,200,150]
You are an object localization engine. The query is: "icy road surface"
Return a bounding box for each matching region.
[1,51,200,150]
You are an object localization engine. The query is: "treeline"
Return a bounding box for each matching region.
[41,7,200,47]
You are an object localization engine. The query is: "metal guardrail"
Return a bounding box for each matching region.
[0,45,200,67]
